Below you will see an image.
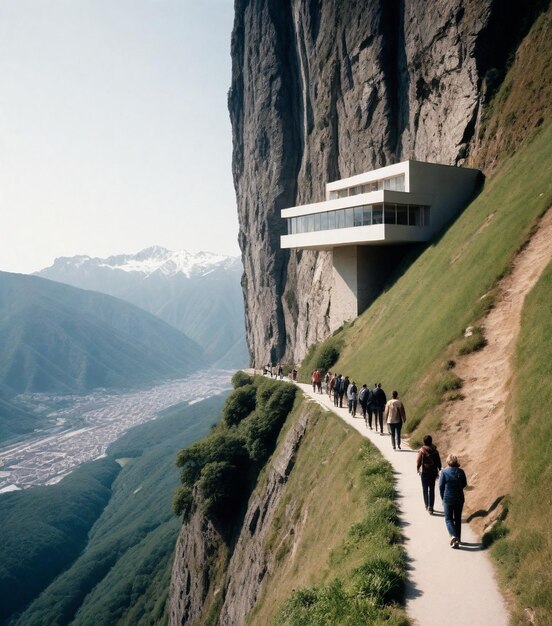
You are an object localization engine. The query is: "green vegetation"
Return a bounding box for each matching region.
[489,261,552,625]
[299,331,344,378]
[457,327,487,355]
[174,376,297,525]
[246,401,407,626]
[0,458,121,624]
[231,370,253,388]
[10,394,226,626]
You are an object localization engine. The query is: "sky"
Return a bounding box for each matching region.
[0,0,239,274]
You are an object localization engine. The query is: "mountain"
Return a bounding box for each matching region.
[36,247,248,368]
[228,0,548,365]
[0,271,205,397]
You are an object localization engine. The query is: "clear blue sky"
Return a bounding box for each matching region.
[0,0,239,274]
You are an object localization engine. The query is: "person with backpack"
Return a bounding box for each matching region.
[439,454,468,549]
[372,383,387,434]
[416,434,442,514]
[359,384,371,426]
[333,374,342,406]
[329,373,337,399]
[384,390,406,449]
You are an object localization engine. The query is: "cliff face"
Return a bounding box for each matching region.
[228,0,541,365]
[168,407,310,626]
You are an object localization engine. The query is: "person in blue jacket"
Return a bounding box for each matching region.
[439,454,467,548]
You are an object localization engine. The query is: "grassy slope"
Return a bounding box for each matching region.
[300,117,551,438]
[246,397,407,626]
[490,261,552,625]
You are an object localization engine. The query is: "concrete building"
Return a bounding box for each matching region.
[281,160,481,329]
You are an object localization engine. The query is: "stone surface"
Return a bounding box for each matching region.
[168,408,310,626]
[228,0,534,365]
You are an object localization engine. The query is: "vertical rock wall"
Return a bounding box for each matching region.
[229,0,535,365]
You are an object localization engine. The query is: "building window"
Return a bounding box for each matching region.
[344,208,354,228]
[396,205,408,225]
[354,206,363,227]
[328,210,336,229]
[384,204,396,224]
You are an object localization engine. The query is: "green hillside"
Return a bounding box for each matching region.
[0,272,205,398]
[0,458,121,624]
[9,394,225,626]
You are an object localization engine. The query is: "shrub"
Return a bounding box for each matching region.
[197,461,244,518]
[352,558,404,605]
[434,372,463,394]
[482,520,510,548]
[172,485,193,518]
[458,327,487,355]
[315,344,340,373]
[222,384,257,426]
[231,371,253,389]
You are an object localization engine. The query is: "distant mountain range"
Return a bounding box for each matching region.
[0,271,205,398]
[36,247,248,368]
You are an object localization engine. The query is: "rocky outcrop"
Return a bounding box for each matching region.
[168,407,310,626]
[229,0,544,365]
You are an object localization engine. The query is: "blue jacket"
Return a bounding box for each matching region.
[439,466,467,504]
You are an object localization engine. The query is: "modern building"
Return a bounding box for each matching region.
[281,160,481,329]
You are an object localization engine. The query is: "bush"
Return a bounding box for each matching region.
[315,344,340,373]
[197,461,244,518]
[172,485,193,518]
[222,385,257,426]
[458,327,487,355]
[434,372,463,394]
[231,371,253,389]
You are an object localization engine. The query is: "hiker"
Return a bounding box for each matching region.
[340,376,349,408]
[384,390,407,449]
[347,381,358,416]
[329,373,337,399]
[291,368,298,381]
[277,363,283,379]
[359,384,371,426]
[311,369,321,393]
[439,454,468,549]
[333,374,342,406]
[416,435,442,514]
[372,383,387,434]
[324,371,331,393]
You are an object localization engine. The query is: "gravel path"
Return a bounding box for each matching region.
[295,382,509,626]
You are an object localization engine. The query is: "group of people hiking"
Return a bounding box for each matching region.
[315,373,406,449]
[312,369,468,548]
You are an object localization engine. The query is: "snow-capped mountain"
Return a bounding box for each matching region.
[36,247,248,368]
[47,246,240,279]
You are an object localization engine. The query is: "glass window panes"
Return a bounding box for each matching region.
[328,211,336,229]
[396,205,408,225]
[384,204,396,224]
[362,205,372,225]
[314,213,321,231]
[354,206,363,226]
[372,206,383,224]
[408,206,419,226]
[337,210,345,229]
[321,211,328,230]
[344,208,354,227]
[307,214,315,232]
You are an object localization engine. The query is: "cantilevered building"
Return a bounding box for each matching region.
[281,160,481,329]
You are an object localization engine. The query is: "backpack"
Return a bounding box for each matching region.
[421,448,437,473]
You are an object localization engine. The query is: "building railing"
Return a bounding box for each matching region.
[287,203,430,235]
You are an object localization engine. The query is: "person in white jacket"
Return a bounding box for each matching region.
[384,390,406,450]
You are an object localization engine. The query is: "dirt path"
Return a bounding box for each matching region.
[297,383,509,626]
[438,208,552,534]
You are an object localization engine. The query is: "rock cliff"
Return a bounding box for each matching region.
[228,0,544,365]
[168,406,310,626]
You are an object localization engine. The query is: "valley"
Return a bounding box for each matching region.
[0,369,232,492]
